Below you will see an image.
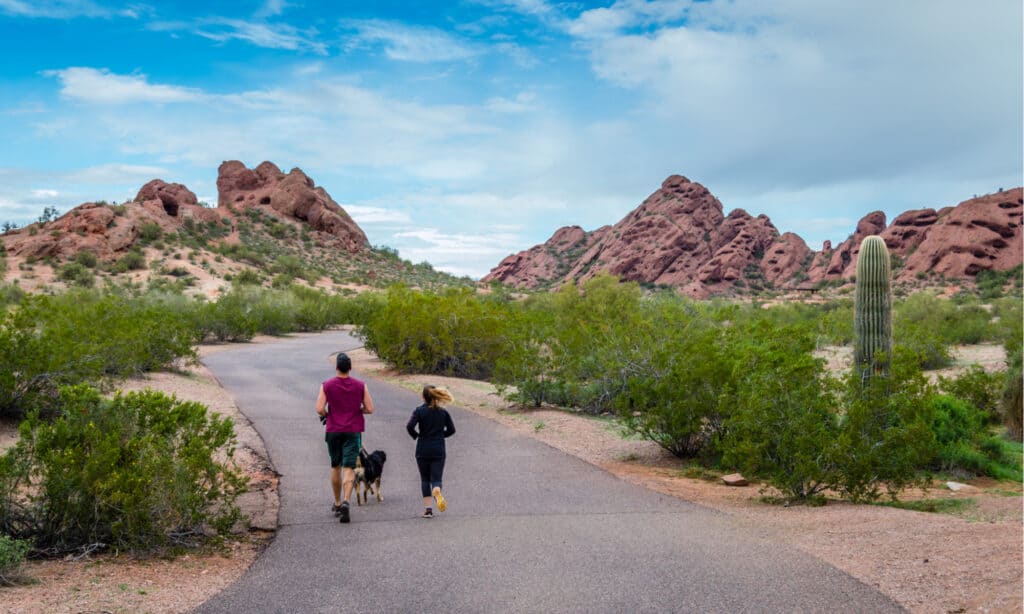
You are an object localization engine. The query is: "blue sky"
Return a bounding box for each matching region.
[1,0,1021,278]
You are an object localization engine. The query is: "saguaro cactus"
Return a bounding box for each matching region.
[854,235,892,378]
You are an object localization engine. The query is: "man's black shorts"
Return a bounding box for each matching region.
[325,432,361,468]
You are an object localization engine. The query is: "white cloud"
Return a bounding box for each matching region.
[45,67,204,103]
[566,1,1022,192]
[0,0,110,18]
[486,91,537,114]
[344,205,412,225]
[65,163,172,184]
[393,227,524,278]
[255,0,289,19]
[191,18,327,55]
[30,189,60,199]
[344,19,479,62]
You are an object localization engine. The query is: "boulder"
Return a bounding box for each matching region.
[722,473,749,487]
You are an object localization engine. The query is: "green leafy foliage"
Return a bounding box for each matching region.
[832,352,937,501]
[0,534,30,585]
[359,285,507,379]
[138,222,163,243]
[74,251,98,269]
[0,385,246,556]
[0,291,198,419]
[110,249,147,273]
[938,366,1005,424]
[722,326,842,500]
[58,262,95,287]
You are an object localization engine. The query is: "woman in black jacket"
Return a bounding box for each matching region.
[406,385,456,518]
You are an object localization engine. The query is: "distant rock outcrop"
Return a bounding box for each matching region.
[484,178,1023,295]
[217,161,368,252]
[1,161,371,261]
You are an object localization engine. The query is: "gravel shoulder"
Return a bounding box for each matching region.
[1,335,1020,613]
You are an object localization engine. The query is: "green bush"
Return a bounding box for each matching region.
[0,385,245,555]
[0,283,23,311]
[895,293,994,345]
[0,534,30,585]
[58,262,95,288]
[615,319,733,458]
[896,321,953,370]
[111,249,147,273]
[938,366,1004,424]
[832,351,937,502]
[138,222,163,242]
[1002,364,1022,441]
[196,290,259,342]
[722,329,842,501]
[74,251,98,269]
[233,269,262,286]
[273,255,306,279]
[975,265,1023,299]
[0,291,197,419]
[359,285,507,379]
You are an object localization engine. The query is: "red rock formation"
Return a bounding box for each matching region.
[566,176,728,285]
[896,189,1023,279]
[483,225,595,288]
[485,178,1023,295]
[1,161,372,261]
[762,232,813,286]
[216,161,367,252]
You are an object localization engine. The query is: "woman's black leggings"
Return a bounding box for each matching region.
[416,456,445,498]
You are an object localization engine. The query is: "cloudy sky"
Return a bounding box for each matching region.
[1,1,1021,278]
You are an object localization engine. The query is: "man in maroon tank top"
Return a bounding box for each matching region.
[315,352,374,523]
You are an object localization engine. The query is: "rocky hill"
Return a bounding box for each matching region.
[0,161,467,295]
[484,176,1023,297]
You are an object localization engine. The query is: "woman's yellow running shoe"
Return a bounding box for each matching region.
[432,487,446,512]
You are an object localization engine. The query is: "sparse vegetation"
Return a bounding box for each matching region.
[0,385,245,556]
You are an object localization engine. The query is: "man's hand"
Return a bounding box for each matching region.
[318,413,327,425]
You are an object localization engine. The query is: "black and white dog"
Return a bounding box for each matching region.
[354,448,386,505]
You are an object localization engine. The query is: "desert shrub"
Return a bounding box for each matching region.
[0,291,197,419]
[0,534,30,585]
[895,321,953,370]
[233,269,262,286]
[0,385,245,556]
[58,262,94,288]
[111,249,147,273]
[195,289,259,342]
[1002,364,1022,442]
[0,283,23,311]
[138,222,163,243]
[74,251,97,269]
[271,273,294,288]
[895,293,993,345]
[722,333,842,501]
[273,255,306,280]
[832,351,937,501]
[359,285,507,379]
[975,264,1023,299]
[938,366,1004,424]
[245,290,297,336]
[615,319,733,457]
[328,291,386,327]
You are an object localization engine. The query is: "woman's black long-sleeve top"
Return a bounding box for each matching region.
[406,404,455,458]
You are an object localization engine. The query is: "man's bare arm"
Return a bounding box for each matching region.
[362,387,374,415]
[316,386,327,417]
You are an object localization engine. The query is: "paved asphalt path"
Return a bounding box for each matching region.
[196,331,900,613]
